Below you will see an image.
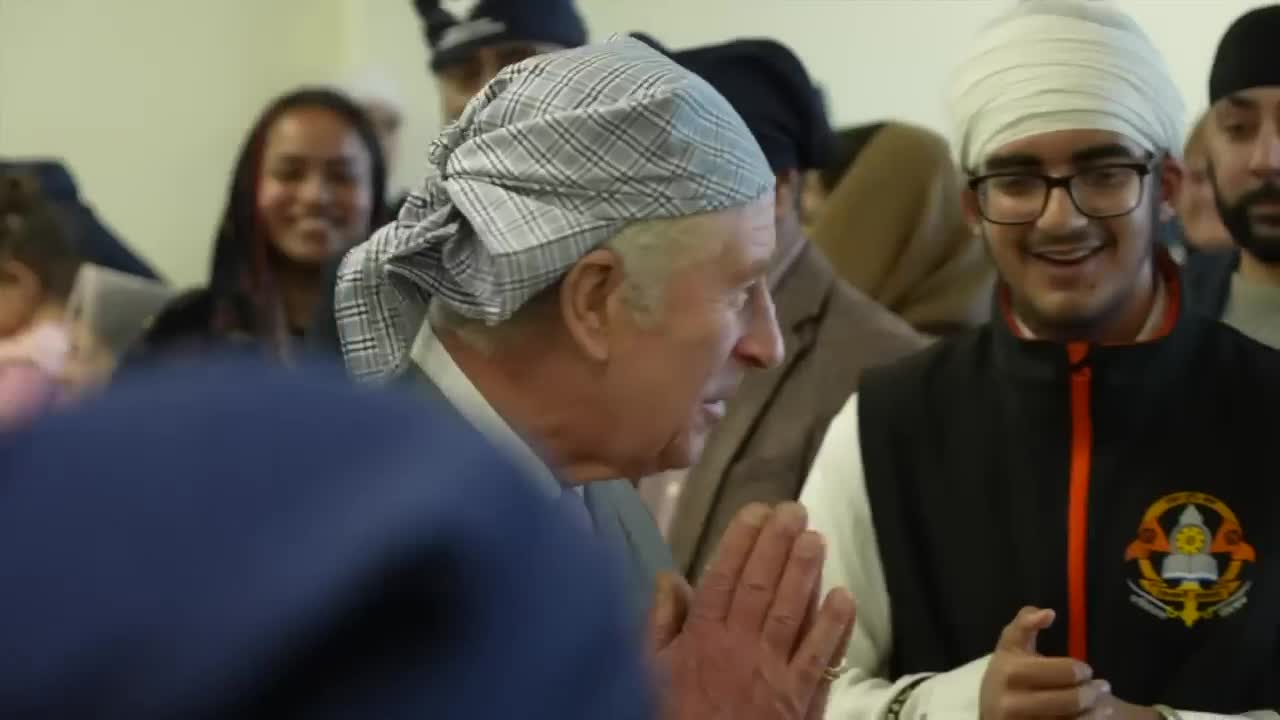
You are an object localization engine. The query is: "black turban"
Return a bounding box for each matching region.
[1210,5,1280,104]
[672,39,833,174]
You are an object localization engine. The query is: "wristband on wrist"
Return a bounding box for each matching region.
[885,676,931,720]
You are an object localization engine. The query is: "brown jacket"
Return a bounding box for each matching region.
[666,244,926,580]
[812,122,995,338]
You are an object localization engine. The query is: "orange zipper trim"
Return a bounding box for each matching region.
[1000,251,1183,663]
[1066,342,1092,662]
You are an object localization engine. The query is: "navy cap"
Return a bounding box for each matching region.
[414,0,588,72]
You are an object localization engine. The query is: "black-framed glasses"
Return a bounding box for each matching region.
[968,163,1154,225]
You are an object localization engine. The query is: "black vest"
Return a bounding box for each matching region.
[859,291,1280,712]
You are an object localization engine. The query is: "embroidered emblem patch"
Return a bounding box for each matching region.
[1124,491,1255,627]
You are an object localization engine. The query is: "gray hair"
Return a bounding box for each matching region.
[428,215,716,353]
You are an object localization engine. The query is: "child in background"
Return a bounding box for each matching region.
[0,173,86,429]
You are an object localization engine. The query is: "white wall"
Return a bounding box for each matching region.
[1,0,1272,285]
[353,0,1275,183]
[578,0,1273,133]
[340,0,442,196]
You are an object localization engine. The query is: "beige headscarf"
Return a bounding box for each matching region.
[812,122,994,337]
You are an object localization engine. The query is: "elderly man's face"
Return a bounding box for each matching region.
[603,195,783,476]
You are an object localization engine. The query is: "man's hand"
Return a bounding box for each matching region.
[648,502,856,720]
[979,607,1113,719]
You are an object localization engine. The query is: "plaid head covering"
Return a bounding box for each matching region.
[336,37,774,383]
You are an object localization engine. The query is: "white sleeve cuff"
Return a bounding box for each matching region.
[1182,707,1274,712]
[899,656,989,719]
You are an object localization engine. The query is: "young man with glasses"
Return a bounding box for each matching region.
[801,1,1280,718]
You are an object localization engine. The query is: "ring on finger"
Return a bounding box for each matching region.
[821,660,850,682]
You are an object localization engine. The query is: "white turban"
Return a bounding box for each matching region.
[948,0,1185,171]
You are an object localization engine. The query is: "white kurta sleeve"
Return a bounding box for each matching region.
[800,393,989,720]
[1182,707,1274,712]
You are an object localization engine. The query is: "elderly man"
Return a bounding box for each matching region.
[336,37,855,719]
[1185,5,1280,349]
[803,1,1280,718]
[412,0,587,121]
[642,39,925,580]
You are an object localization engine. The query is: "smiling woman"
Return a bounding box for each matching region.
[133,88,387,365]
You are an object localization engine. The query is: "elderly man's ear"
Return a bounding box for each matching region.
[558,249,628,363]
